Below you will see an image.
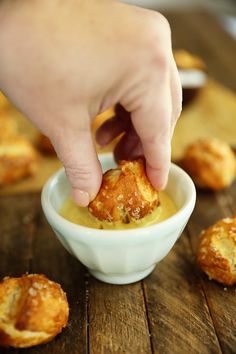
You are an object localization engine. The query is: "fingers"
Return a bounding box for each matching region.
[96,115,130,147]
[96,109,143,162]
[96,57,181,193]
[170,55,182,136]
[119,58,181,190]
[135,60,181,189]
[96,104,131,147]
[130,79,172,191]
[51,112,102,207]
[114,125,143,162]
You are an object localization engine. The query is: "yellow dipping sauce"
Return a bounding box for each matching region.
[60,192,177,230]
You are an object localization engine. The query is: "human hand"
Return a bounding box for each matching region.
[0,0,182,206]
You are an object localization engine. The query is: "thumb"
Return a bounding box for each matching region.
[51,117,102,207]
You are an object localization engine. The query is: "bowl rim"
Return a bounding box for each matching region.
[41,153,196,241]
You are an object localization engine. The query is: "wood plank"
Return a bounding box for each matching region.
[88,278,152,354]
[0,193,38,284]
[222,180,236,215]
[143,231,221,354]
[163,11,236,352]
[27,204,88,354]
[187,187,236,354]
[0,194,88,354]
[184,11,236,92]
[0,194,39,354]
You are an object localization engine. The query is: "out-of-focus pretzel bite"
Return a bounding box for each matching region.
[180,138,236,190]
[173,50,207,106]
[197,217,236,286]
[0,92,10,110]
[0,274,69,348]
[174,50,206,71]
[89,159,160,224]
[0,111,17,138]
[0,135,39,186]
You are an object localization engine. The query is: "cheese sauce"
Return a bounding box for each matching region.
[60,192,177,230]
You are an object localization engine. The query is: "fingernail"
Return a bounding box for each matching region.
[72,189,90,207]
[147,167,169,191]
[156,173,169,190]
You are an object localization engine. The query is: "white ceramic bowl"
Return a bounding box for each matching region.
[41,153,196,285]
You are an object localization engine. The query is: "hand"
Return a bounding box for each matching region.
[0,0,182,206]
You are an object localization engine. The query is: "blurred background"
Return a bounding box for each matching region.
[123,0,236,13]
[123,0,236,38]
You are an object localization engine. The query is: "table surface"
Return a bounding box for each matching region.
[1,10,236,354]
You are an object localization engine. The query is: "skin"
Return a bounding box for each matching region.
[0,0,182,206]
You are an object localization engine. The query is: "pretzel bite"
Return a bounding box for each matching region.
[89,159,160,224]
[174,50,206,71]
[0,92,10,110]
[0,111,17,138]
[174,50,207,106]
[0,135,39,186]
[180,138,236,190]
[37,133,56,155]
[0,274,69,348]
[197,217,236,286]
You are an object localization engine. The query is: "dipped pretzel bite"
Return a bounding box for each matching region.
[89,159,160,224]
[0,274,69,348]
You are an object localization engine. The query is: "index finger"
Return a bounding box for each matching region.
[130,79,172,190]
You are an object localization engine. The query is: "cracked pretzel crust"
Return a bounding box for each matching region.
[89,158,160,224]
[0,274,69,348]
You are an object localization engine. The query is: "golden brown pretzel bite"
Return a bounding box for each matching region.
[197,217,236,286]
[0,111,17,138]
[89,159,160,224]
[0,274,69,348]
[0,135,39,186]
[174,49,206,71]
[0,92,10,110]
[180,138,236,190]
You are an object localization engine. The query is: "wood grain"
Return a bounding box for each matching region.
[143,233,221,354]
[0,194,88,354]
[165,10,236,92]
[187,184,236,354]
[89,279,152,354]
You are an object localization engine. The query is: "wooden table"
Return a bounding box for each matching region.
[1,10,236,354]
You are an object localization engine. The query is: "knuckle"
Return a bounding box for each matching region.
[65,165,93,189]
[140,14,171,69]
[153,12,171,33]
[144,12,171,39]
[152,47,169,71]
[143,128,170,147]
